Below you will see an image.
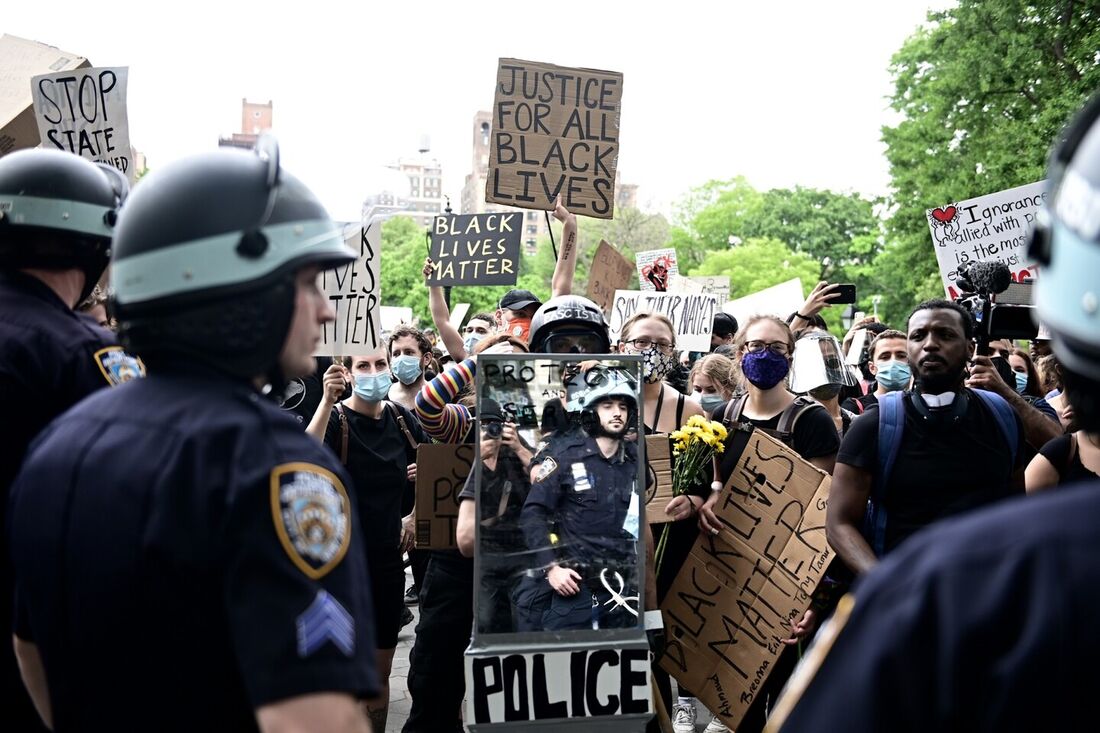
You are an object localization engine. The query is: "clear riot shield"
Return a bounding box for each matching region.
[465,354,652,731]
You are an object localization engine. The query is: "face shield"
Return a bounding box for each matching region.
[789,331,859,393]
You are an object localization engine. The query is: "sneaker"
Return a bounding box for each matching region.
[671,702,696,733]
[400,606,414,629]
[404,584,419,606]
[703,715,730,733]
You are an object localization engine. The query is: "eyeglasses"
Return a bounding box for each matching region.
[744,340,790,356]
[623,338,675,354]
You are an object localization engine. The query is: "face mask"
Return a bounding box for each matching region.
[741,350,790,390]
[505,317,532,343]
[809,383,842,401]
[1014,371,1028,394]
[463,333,485,355]
[353,372,392,403]
[641,347,678,384]
[695,393,726,414]
[876,361,911,391]
[391,355,423,385]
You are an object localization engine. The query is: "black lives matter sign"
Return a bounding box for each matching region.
[427,212,522,286]
[487,59,623,220]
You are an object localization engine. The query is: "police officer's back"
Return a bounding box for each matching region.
[8,140,379,732]
[0,149,140,731]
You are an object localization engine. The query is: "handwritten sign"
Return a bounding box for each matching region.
[608,290,718,352]
[428,212,522,286]
[0,34,89,155]
[658,429,833,731]
[926,180,1046,297]
[645,435,674,524]
[466,646,651,725]
[670,274,730,304]
[486,58,623,219]
[635,248,679,292]
[415,443,475,549]
[31,66,133,181]
[319,222,381,355]
[586,240,635,315]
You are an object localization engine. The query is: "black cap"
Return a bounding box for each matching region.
[500,288,541,311]
[713,312,738,338]
[479,398,504,422]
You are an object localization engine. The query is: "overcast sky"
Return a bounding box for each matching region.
[7,0,950,221]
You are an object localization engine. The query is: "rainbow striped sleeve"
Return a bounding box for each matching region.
[415,357,476,444]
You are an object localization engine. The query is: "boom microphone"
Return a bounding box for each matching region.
[956,260,1011,295]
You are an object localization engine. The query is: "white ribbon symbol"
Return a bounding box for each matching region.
[599,568,639,617]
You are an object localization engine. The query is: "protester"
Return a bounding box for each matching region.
[0,148,142,731]
[790,330,861,440]
[495,288,541,341]
[620,312,706,434]
[1007,347,1043,398]
[711,312,738,350]
[387,325,435,411]
[767,92,1100,733]
[840,329,910,413]
[8,142,379,731]
[307,348,427,733]
[688,353,739,414]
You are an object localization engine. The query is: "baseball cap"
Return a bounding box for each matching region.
[499,289,542,311]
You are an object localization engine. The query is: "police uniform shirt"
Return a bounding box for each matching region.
[838,389,1025,554]
[774,482,1100,732]
[8,372,379,730]
[521,434,639,571]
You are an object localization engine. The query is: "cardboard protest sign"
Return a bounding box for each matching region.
[486,58,623,219]
[670,274,730,303]
[0,34,89,156]
[318,222,381,355]
[926,180,1045,297]
[586,239,635,314]
[449,302,471,329]
[658,429,833,731]
[31,66,133,181]
[427,213,523,286]
[608,290,718,352]
[645,435,674,524]
[465,645,651,726]
[414,443,475,550]
[721,278,804,327]
[635,248,679,291]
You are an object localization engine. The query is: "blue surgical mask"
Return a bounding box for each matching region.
[876,361,911,391]
[1014,371,1028,394]
[391,355,423,385]
[354,372,392,403]
[696,393,726,414]
[463,334,484,355]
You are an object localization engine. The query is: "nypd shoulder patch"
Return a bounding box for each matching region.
[270,463,351,579]
[533,457,558,483]
[94,346,146,386]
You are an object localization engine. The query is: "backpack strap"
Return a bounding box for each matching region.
[970,389,1019,468]
[774,396,823,444]
[674,391,686,427]
[335,403,349,466]
[385,400,421,451]
[865,390,906,557]
[721,393,749,430]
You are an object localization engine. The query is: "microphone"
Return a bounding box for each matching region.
[956,260,1011,294]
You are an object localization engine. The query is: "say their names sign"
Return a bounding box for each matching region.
[427,213,522,286]
[586,239,635,314]
[415,443,475,549]
[487,58,623,219]
[608,290,718,352]
[31,66,133,181]
[658,429,833,731]
[926,180,1046,297]
[319,222,381,354]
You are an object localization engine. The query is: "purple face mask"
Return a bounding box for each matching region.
[741,350,790,390]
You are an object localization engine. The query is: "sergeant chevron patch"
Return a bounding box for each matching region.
[296,590,355,657]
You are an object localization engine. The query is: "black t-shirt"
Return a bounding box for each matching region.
[838,390,1025,553]
[1039,433,1100,485]
[710,399,840,481]
[324,402,427,553]
[841,391,879,415]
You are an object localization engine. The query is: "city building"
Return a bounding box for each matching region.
[218,99,272,149]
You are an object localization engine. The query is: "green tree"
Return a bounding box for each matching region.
[881,0,1100,317]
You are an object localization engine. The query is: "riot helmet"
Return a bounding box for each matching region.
[580,371,638,436]
[110,136,354,382]
[0,148,127,303]
[528,294,610,354]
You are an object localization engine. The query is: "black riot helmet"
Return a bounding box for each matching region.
[110,136,355,382]
[0,148,127,303]
[528,294,611,354]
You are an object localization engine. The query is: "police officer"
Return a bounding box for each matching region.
[521,376,643,631]
[0,148,141,731]
[8,139,380,732]
[766,95,1100,732]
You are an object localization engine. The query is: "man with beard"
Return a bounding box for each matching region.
[825,299,1026,575]
[521,379,642,631]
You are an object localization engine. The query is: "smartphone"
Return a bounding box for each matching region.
[831,284,857,304]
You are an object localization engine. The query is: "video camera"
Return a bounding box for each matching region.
[953,260,1039,354]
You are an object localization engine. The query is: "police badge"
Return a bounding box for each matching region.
[270,463,351,579]
[93,346,146,386]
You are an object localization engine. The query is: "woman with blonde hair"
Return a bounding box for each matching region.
[688,353,739,416]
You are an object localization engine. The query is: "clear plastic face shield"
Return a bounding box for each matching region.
[788,330,859,393]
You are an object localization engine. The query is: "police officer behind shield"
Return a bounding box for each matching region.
[0,149,141,731]
[767,94,1100,732]
[8,139,380,732]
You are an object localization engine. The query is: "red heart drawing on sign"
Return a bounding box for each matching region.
[931,206,957,223]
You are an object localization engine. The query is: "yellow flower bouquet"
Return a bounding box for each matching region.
[654,415,728,573]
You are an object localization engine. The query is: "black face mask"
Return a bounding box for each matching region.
[809,384,842,401]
